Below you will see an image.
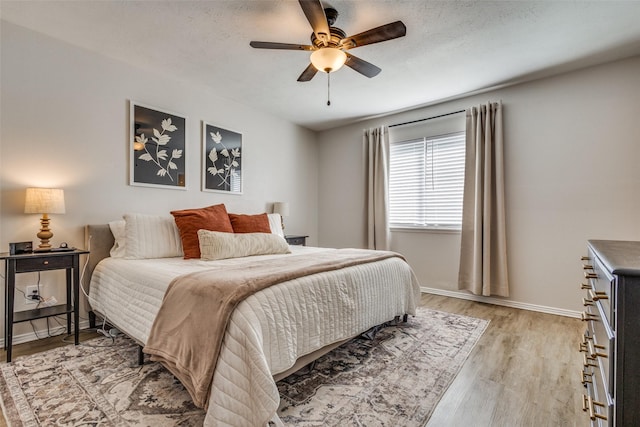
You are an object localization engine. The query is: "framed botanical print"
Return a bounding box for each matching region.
[202,122,242,194]
[130,102,186,189]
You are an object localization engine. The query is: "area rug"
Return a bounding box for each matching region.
[0,308,488,426]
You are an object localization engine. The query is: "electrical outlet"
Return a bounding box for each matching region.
[25,285,41,304]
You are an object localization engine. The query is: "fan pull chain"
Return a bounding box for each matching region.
[327,73,331,106]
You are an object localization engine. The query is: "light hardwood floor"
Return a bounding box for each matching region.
[423,294,586,427]
[0,294,586,426]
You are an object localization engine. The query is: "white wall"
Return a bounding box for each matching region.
[3,20,640,341]
[317,56,640,314]
[0,22,319,338]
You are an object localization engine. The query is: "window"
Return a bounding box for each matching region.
[389,131,465,230]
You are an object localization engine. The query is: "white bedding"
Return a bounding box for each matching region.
[89,245,420,426]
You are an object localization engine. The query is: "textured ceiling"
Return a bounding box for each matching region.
[2,0,640,131]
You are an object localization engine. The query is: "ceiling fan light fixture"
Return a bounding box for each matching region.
[310,48,347,73]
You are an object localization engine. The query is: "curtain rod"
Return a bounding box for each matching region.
[388,109,465,128]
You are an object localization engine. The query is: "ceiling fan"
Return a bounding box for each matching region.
[249,0,406,84]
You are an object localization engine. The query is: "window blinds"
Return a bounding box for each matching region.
[389,131,465,229]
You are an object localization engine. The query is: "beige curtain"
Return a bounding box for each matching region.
[364,126,390,250]
[458,102,509,297]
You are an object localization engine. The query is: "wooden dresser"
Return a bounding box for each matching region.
[581,240,640,426]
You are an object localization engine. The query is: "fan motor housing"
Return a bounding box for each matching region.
[311,27,346,48]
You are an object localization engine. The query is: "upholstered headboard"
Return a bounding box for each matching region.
[84,224,114,287]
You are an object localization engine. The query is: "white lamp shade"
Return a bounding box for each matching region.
[273,202,290,217]
[310,48,347,73]
[24,188,66,214]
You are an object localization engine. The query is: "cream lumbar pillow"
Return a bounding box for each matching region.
[198,230,290,261]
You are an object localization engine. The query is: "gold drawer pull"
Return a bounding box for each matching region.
[582,394,608,421]
[579,341,588,353]
[588,289,608,301]
[582,298,593,306]
[581,256,591,261]
[584,272,598,279]
[588,341,607,359]
[583,354,598,368]
[583,264,594,270]
[584,336,605,350]
[581,311,598,322]
[580,283,592,290]
[580,370,592,385]
[580,335,605,351]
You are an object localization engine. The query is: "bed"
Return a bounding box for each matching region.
[84,214,420,427]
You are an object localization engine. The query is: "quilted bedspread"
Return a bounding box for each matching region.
[88,247,420,426]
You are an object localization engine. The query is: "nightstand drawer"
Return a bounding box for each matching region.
[285,235,308,246]
[15,255,74,272]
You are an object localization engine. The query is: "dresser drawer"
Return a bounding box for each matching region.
[583,360,612,426]
[586,250,613,328]
[15,255,74,272]
[589,308,614,399]
[580,307,615,395]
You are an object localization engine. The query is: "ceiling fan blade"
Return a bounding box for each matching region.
[345,53,381,78]
[250,41,314,51]
[341,21,407,50]
[297,63,318,82]
[298,0,331,45]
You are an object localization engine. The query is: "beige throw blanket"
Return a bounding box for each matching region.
[143,248,403,409]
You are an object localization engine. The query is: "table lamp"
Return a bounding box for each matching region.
[272,202,290,232]
[24,187,66,250]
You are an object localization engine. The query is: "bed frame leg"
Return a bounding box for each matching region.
[89,311,96,329]
[403,314,408,323]
[138,345,145,366]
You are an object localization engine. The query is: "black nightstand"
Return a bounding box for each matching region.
[285,235,308,246]
[0,249,88,362]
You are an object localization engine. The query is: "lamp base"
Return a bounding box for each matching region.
[36,214,54,249]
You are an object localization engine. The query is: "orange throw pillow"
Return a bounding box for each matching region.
[228,213,272,234]
[171,204,233,259]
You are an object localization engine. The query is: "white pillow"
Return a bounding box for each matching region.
[108,220,126,258]
[267,213,284,237]
[123,213,183,259]
[198,230,290,261]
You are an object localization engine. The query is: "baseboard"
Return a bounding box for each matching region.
[0,319,92,348]
[421,286,582,319]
